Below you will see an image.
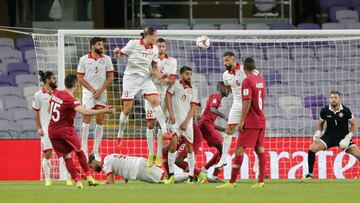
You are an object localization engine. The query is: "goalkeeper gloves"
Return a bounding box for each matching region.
[339,132,353,149]
[313,130,321,143]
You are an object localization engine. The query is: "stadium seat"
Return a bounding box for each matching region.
[24,50,37,61]
[345,22,360,28]
[2,98,29,111]
[266,47,290,59]
[0,75,14,86]
[16,38,34,49]
[219,23,243,30]
[0,86,22,98]
[0,121,19,139]
[192,24,216,30]
[15,74,38,87]
[278,96,303,111]
[11,109,34,122]
[336,9,358,22]
[0,49,22,62]
[246,23,270,30]
[322,22,346,29]
[271,23,294,30]
[18,120,37,139]
[0,38,14,48]
[329,6,348,22]
[7,63,30,75]
[0,111,11,122]
[167,23,190,30]
[297,23,320,29]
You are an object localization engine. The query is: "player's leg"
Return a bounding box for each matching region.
[175,149,204,182]
[80,93,94,156]
[139,159,165,183]
[164,134,178,184]
[184,127,195,183]
[304,138,327,179]
[146,116,156,167]
[345,144,360,160]
[155,95,167,165]
[93,104,105,159]
[252,129,266,187]
[42,149,52,186]
[63,153,83,188]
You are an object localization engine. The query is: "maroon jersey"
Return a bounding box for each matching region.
[48,90,80,131]
[241,74,266,129]
[198,93,222,125]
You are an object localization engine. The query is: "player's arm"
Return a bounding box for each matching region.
[105,173,115,184]
[340,116,357,149]
[180,104,197,130]
[97,72,114,95]
[313,109,326,142]
[210,107,228,121]
[239,99,251,132]
[165,91,175,124]
[77,74,96,94]
[113,40,133,58]
[349,117,358,134]
[75,105,115,115]
[33,109,43,136]
[214,124,226,132]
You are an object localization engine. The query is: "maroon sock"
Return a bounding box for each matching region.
[204,151,221,170]
[64,157,80,182]
[230,155,243,184]
[76,151,91,177]
[176,160,189,171]
[162,148,169,174]
[194,168,201,176]
[213,168,221,177]
[258,153,266,183]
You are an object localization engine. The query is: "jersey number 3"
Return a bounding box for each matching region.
[50,101,60,122]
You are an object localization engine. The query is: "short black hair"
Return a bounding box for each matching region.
[223,51,236,58]
[217,81,225,89]
[90,37,105,46]
[64,74,77,89]
[157,37,166,43]
[38,70,54,84]
[140,26,157,39]
[180,66,192,74]
[243,57,256,72]
[330,90,341,97]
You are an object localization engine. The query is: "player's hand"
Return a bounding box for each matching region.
[339,132,353,149]
[104,106,116,114]
[238,119,245,132]
[93,89,103,99]
[180,121,188,131]
[168,114,176,124]
[113,47,122,57]
[37,128,44,137]
[313,130,321,143]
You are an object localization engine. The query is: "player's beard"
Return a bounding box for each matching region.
[331,101,339,109]
[94,48,103,55]
[225,64,233,71]
[184,78,191,85]
[49,82,57,89]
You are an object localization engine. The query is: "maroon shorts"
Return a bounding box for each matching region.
[237,128,265,148]
[49,127,81,157]
[177,124,202,157]
[199,123,223,147]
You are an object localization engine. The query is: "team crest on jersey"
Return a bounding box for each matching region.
[99,58,105,64]
[339,112,343,117]
[188,89,193,94]
[165,61,170,66]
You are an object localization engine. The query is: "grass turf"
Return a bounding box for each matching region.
[1,180,359,203]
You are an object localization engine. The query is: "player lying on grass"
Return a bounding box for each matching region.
[48,74,115,189]
[304,90,360,179]
[89,153,188,184]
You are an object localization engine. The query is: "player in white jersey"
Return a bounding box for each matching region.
[215,51,259,169]
[77,37,114,160]
[32,70,72,186]
[164,66,199,184]
[88,153,188,184]
[144,37,177,167]
[113,27,171,148]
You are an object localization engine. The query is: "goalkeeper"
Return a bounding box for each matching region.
[304,90,360,179]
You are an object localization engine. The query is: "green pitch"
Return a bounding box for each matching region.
[1,180,359,203]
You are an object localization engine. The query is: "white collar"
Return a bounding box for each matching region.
[329,104,343,113]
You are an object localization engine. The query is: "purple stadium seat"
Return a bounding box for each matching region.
[0,49,22,62]
[329,6,348,22]
[0,38,14,48]
[0,86,22,98]
[0,111,11,122]
[0,121,19,139]
[0,75,14,86]
[271,23,294,30]
[322,22,346,29]
[264,74,282,85]
[219,23,243,30]
[192,24,216,30]
[10,109,34,122]
[7,63,30,75]
[2,98,28,111]
[297,23,320,29]
[246,23,269,30]
[16,38,34,49]
[20,47,35,61]
[304,95,327,119]
[321,0,350,11]
[15,74,38,86]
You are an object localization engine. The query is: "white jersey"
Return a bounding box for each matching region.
[168,80,199,124]
[32,88,52,132]
[154,54,177,96]
[121,39,159,77]
[222,64,246,105]
[77,53,114,95]
[102,154,142,179]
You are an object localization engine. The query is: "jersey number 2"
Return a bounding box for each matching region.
[50,101,60,122]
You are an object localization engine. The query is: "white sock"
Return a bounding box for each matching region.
[221,133,232,161]
[93,124,103,152]
[146,128,154,155]
[81,123,90,155]
[118,112,129,138]
[153,105,167,133]
[156,129,163,156]
[42,158,51,181]
[187,152,195,176]
[168,151,176,174]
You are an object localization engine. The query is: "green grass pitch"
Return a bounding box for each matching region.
[1,180,359,203]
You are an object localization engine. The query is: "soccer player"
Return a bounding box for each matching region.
[164,66,199,183]
[77,37,114,160]
[304,90,360,179]
[217,57,266,189]
[144,37,177,167]
[215,51,259,168]
[198,82,229,180]
[89,153,188,184]
[113,27,171,147]
[33,70,72,186]
[48,74,115,189]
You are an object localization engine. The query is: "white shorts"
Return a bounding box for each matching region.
[82,91,107,109]
[137,158,164,183]
[144,93,166,120]
[172,120,194,144]
[121,74,158,100]
[41,131,53,152]
[228,102,242,126]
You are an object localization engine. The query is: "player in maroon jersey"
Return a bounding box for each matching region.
[217,57,266,189]
[198,82,229,181]
[48,74,115,189]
